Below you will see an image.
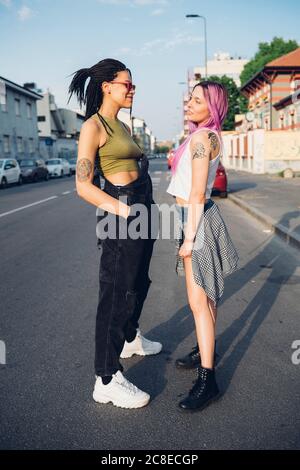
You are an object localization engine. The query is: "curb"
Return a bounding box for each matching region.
[228,193,300,251]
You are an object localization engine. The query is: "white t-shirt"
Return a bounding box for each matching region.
[166,129,222,201]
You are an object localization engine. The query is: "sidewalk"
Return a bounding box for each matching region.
[227,170,300,250]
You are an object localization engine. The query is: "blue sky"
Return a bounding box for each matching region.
[1,0,300,140]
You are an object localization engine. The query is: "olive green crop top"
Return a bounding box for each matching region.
[91,112,143,177]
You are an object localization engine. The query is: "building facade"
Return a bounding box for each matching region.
[36,89,85,161]
[223,48,300,176]
[222,129,300,175]
[0,76,42,160]
[240,48,300,132]
[132,116,155,155]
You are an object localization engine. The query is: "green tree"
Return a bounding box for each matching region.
[240,37,299,86]
[206,75,247,131]
[154,145,170,154]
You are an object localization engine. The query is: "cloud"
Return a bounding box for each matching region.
[98,0,131,4]
[151,8,164,16]
[165,33,203,49]
[114,32,203,57]
[98,0,168,6]
[118,47,133,54]
[0,0,12,7]
[134,0,168,4]
[17,5,34,21]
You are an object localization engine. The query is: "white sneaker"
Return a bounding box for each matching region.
[93,371,150,409]
[120,329,162,359]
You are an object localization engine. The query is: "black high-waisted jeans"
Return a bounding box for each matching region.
[95,155,158,377]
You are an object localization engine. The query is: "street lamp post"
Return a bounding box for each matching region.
[186,14,207,79]
[178,81,188,139]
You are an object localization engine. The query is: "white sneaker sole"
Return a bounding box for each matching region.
[93,391,150,409]
[120,345,162,359]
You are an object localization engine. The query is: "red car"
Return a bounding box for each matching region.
[212,161,228,198]
[167,149,175,170]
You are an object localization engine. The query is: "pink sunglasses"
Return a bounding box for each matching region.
[110,81,136,93]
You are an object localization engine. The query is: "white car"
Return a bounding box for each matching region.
[68,158,77,175]
[45,158,71,178]
[0,158,22,188]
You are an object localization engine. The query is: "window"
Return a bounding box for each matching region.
[45,159,61,165]
[0,80,6,112]
[27,103,32,119]
[3,135,10,153]
[17,137,23,153]
[29,138,34,153]
[15,99,21,116]
[19,159,35,167]
[38,116,46,122]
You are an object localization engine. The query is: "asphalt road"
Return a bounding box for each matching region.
[228,169,300,238]
[0,159,299,450]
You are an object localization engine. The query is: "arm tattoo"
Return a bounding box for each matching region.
[208,132,218,152]
[192,142,208,160]
[76,158,92,182]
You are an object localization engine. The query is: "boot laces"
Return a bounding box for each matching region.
[189,346,199,359]
[190,367,211,397]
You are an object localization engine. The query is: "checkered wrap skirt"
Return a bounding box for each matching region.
[174,199,239,306]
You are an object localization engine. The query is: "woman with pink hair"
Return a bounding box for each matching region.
[166,81,239,412]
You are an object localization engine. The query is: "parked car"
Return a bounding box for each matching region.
[68,158,77,175]
[212,161,228,198]
[45,158,71,178]
[18,158,49,183]
[0,158,22,188]
[167,149,175,169]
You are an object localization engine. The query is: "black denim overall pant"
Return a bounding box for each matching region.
[95,155,157,377]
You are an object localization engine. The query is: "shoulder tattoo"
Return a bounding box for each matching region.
[76,158,92,182]
[192,142,209,160]
[208,132,218,152]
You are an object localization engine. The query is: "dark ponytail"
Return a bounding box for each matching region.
[67,58,130,121]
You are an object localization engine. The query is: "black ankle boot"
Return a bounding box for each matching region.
[175,340,218,370]
[178,365,221,412]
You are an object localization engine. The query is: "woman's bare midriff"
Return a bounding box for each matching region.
[175,196,210,207]
[105,169,140,186]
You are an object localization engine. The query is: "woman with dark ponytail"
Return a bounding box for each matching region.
[68,58,161,409]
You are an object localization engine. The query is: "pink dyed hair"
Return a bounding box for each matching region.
[171,81,228,174]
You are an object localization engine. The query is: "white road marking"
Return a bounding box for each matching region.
[62,191,71,195]
[0,196,58,218]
